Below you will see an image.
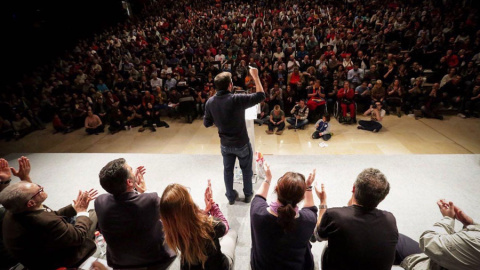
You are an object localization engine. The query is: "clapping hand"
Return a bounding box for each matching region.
[0,159,12,182]
[305,169,316,187]
[454,205,474,227]
[134,166,147,193]
[73,189,98,213]
[315,183,327,205]
[10,156,31,182]
[204,179,214,213]
[437,199,455,219]
[264,162,272,182]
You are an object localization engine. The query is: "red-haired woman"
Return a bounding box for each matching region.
[160,181,237,270]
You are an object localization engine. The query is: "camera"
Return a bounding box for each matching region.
[295,104,300,109]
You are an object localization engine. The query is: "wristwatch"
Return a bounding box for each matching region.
[0,179,12,185]
[319,204,327,209]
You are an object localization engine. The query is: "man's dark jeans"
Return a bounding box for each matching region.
[220,142,253,202]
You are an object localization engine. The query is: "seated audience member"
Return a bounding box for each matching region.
[168,88,182,118]
[250,164,318,270]
[12,113,32,138]
[109,108,126,134]
[420,83,444,120]
[405,77,426,115]
[355,81,371,111]
[266,105,286,135]
[282,84,296,114]
[386,79,404,117]
[269,83,284,110]
[337,81,356,123]
[306,79,326,121]
[139,102,170,132]
[314,168,406,270]
[401,200,480,270]
[85,109,105,135]
[287,99,309,129]
[0,157,32,269]
[142,90,155,110]
[52,113,73,134]
[254,100,270,126]
[0,176,98,269]
[370,80,387,111]
[347,63,364,87]
[0,116,14,141]
[93,95,108,121]
[439,75,463,110]
[160,180,238,270]
[124,104,143,128]
[459,75,480,118]
[95,158,176,269]
[194,88,208,117]
[179,89,196,123]
[312,114,332,141]
[358,101,386,132]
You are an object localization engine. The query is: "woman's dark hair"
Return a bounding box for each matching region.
[275,172,306,232]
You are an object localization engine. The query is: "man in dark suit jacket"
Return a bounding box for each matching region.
[95,158,176,269]
[0,180,98,270]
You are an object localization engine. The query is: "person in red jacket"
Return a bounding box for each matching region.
[337,81,356,123]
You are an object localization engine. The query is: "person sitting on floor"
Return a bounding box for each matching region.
[84,109,104,135]
[11,113,32,139]
[109,108,126,134]
[160,180,238,270]
[266,105,286,135]
[250,164,318,270]
[254,100,270,126]
[420,83,444,120]
[287,99,309,130]
[139,102,169,132]
[312,114,332,141]
[358,101,385,133]
[401,199,480,270]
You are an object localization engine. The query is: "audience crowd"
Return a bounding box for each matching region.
[0,156,479,270]
[1,0,480,141]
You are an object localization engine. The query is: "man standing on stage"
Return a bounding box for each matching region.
[204,67,265,205]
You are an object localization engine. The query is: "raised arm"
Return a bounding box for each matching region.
[256,162,272,198]
[303,169,316,208]
[249,67,264,93]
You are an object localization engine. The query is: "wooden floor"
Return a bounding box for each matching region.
[1,114,479,156]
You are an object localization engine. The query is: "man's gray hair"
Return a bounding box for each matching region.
[354,168,390,209]
[0,182,31,213]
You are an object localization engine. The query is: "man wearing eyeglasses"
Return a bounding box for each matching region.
[0,157,32,269]
[0,160,98,270]
[94,158,176,269]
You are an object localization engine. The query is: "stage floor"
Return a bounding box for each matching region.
[4,153,479,269]
[1,114,480,156]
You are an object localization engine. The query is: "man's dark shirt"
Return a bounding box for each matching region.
[317,205,398,270]
[204,91,265,147]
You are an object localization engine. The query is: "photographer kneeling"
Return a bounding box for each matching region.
[287,100,309,130]
[357,101,385,133]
